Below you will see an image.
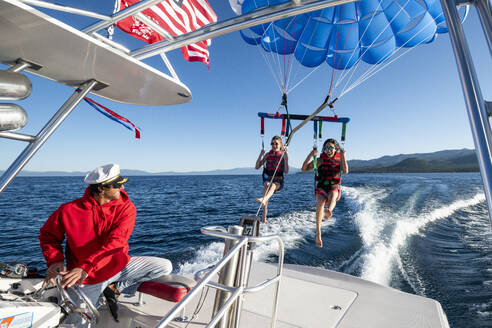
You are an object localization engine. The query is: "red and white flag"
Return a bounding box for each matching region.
[116,0,218,67]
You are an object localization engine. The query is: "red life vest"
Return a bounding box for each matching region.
[263,150,284,181]
[317,152,341,187]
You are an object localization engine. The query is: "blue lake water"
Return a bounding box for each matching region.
[0,173,490,327]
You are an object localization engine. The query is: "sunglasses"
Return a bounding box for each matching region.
[104,182,124,189]
[323,145,336,152]
[271,142,280,146]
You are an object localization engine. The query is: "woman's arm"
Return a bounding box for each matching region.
[283,148,289,174]
[302,149,317,172]
[255,149,266,170]
[340,148,349,174]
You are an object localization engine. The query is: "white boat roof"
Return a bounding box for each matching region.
[0,0,191,106]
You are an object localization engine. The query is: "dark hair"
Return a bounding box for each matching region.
[323,138,339,151]
[88,183,103,196]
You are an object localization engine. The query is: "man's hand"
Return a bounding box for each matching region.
[260,149,266,156]
[340,148,346,156]
[61,268,88,288]
[44,262,66,287]
[311,149,318,157]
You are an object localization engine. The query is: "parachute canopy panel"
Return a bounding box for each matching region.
[240,0,455,70]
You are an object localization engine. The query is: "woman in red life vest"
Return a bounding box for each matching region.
[255,136,289,222]
[302,139,348,247]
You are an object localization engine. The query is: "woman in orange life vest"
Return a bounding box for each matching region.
[302,138,348,247]
[255,136,289,223]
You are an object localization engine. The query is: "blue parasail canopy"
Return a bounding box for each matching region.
[239,0,462,70]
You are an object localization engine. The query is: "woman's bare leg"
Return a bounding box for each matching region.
[257,182,278,222]
[256,182,278,206]
[262,203,268,223]
[315,194,327,247]
[324,189,339,220]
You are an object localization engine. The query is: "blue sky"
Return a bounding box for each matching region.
[1,0,491,173]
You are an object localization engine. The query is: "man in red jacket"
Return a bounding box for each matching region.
[39,163,172,325]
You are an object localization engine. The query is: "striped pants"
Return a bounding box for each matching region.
[64,256,172,327]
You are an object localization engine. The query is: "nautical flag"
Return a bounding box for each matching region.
[83,96,141,139]
[116,0,218,67]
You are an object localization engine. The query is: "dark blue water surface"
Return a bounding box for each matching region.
[0,173,490,327]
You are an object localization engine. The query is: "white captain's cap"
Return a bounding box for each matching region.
[84,163,129,185]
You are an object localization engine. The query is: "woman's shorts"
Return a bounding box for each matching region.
[263,175,284,192]
[315,184,341,201]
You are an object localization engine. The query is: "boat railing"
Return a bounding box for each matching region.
[154,225,284,328]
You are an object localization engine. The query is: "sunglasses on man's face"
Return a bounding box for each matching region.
[271,142,279,146]
[105,182,124,189]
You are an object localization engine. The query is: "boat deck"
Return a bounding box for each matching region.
[100,261,449,328]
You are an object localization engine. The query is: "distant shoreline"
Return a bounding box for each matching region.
[1,148,478,177]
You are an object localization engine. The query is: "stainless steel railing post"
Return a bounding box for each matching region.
[212,225,244,328]
[440,0,492,221]
[0,80,97,193]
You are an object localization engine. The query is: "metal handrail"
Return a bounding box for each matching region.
[201,226,285,328]
[155,237,248,328]
[155,226,285,328]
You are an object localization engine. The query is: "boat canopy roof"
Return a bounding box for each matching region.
[0,0,191,106]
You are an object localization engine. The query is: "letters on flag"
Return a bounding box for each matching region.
[116,0,217,67]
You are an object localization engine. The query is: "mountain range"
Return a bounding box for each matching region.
[0,149,478,176]
[348,148,478,173]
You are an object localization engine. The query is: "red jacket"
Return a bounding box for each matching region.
[39,188,136,284]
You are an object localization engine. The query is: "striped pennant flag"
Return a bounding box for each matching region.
[116,0,217,67]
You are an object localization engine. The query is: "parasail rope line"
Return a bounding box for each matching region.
[269,19,287,92]
[338,9,442,97]
[287,64,323,94]
[252,0,284,93]
[284,15,299,92]
[331,0,363,78]
[348,4,471,94]
[286,14,326,95]
[336,0,414,91]
[253,36,283,93]
[339,11,444,98]
[344,9,444,91]
[335,0,395,88]
[327,5,345,97]
[335,0,413,92]
[282,14,287,94]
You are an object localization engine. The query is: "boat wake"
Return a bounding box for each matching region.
[177,183,486,295]
[343,185,486,288]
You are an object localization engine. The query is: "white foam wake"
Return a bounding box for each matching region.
[177,242,225,275]
[343,186,389,247]
[361,193,485,285]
